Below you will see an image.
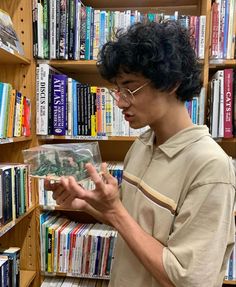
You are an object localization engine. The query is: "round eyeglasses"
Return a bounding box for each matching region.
[109,81,151,105]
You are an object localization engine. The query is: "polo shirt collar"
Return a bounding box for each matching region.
[139,125,211,158]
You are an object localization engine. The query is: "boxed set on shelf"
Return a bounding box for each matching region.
[22,142,102,182]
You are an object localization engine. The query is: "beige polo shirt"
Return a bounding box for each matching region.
[110,125,235,287]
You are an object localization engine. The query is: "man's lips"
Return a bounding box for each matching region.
[123,113,134,121]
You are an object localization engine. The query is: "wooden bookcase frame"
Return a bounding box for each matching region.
[0,0,235,286]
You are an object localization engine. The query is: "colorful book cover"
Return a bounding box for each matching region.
[51,74,67,135]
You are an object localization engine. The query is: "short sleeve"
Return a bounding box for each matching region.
[163,183,235,287]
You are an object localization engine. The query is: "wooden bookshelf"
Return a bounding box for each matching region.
[38,135,136,141]
[42,271,110,280]
[0,47,31,65]
[20,270,37,287]
[223,280,236,285]
[0,0,38,286]
[209,59,236,68]
[0,136,32,145]
[0,0,234,286]
[0,206,35,238]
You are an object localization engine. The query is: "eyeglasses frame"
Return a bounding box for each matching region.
[109,81,151,104]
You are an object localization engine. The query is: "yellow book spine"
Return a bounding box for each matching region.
[91,115,97,137]
[7,89,16,138]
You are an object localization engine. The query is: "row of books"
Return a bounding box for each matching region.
[207,68,236,138]
[225,233,236,281]
[38,162,124,207]
[0,247,20,287]
[40,213,117,277]
[41,276,109,287]
[32,0,206,60]
[0,82,31,139]
[36,63,205,137]
[0,164,32,226]
[210,0,236,59]
[36,63,149,137]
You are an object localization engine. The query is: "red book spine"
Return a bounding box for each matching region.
[224,69,233,138]
[211,2,219,57]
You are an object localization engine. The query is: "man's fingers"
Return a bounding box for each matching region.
[85,163,105,189]
[68,176,94,200]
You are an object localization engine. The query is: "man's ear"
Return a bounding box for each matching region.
[168,82,180,95]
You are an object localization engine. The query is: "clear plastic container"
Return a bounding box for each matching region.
[22,142,102,182]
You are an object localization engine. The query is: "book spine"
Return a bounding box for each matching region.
[224,68,233,138]
[198,15,206,59]
[223,0,230,58]
[90,8,94,60]
[43,0,50,59]
[32,0,38,57]
[7,89,16,138]
[72,79,78,136]
[3,84,11,138]
[52,74,67,135]
[68,0,75,59]
[85,6,91,60]
[59,0,67,59]
[13,92,22,137]
[2,168,13,224]
[0,83,9,138]
[73,0,81,60]
[211,2,219,57]
[67,78,73,136]
[50,0,57,59]
[56,0,61,59]
[38,64,49,135]
[80,6,86,59]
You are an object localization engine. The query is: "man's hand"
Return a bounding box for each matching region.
[44,162,123,225]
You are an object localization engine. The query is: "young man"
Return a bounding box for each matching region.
[45,21,235,287]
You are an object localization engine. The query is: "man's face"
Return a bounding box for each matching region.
[115,72,171,130]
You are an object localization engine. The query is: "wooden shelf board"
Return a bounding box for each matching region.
[42,271,110,280]
[216,138,236,143]
[223,280,236,285]
[39,205,97,212]
[0,136,32,145]
[48,60,98,73]
[83,0,198,8]
[0,48,30,65]
[38,135,136,141]
[209,59,236,68]
[0,206,35,237]
[20,270,36,287]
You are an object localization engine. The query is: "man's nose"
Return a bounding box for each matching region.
[117,97,130,109]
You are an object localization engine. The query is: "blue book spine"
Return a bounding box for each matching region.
[72,79,78,136]
[52,74,67,135]
[100,11,106,50]
[0,83,8,138]
[90,8,94,60]
[192,98,197,124]
[223,0,229,58]
[85,6,91,60]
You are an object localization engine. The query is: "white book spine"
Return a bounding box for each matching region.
[38,64,49,135]
[67,78,73,136]
[37,2,44,58]
[198,15,206,59]
[50,0,57,59]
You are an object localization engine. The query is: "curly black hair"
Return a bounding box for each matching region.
[97,21,202,102]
